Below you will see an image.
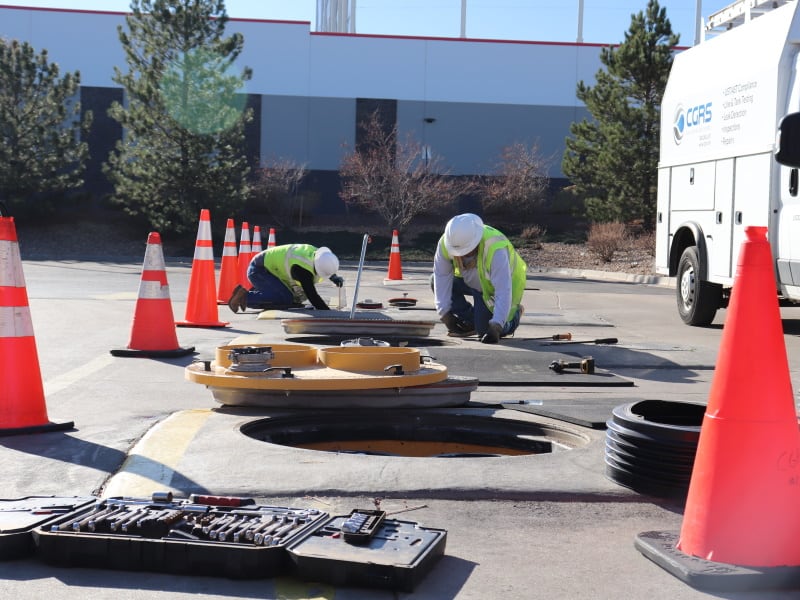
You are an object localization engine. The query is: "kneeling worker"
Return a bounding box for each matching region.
[228,244,343,312]
[432,213,526,344]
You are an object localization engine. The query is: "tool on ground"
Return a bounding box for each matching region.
[526,333,572,341]
[545,337,617,345]
[549,357,595,374]
[349,233,370,320]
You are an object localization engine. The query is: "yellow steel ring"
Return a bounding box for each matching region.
[185,361,447,391]
[317,346,420,373]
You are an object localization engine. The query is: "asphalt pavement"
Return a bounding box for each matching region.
[2,254,800,599]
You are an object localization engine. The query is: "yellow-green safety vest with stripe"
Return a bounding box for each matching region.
[262,244,320,301]
[439,225,527,322]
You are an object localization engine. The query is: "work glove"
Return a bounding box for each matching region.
[481,321,503,344]
[329,274,344,288]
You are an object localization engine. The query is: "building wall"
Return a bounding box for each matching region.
[0,5,605,214]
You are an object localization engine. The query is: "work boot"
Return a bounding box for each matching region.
[446,319,477,338]
[228,285,248,313]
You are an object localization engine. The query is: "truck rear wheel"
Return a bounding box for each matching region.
[677,246,720,326]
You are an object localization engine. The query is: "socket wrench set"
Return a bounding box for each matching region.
[1,493,446,590]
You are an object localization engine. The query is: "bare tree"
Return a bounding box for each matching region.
[339,110,473,231]
[250,156,308,227]
[482,141,550,216]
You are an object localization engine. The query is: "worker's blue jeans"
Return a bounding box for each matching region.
[448,276,522,337]
[246,261,294,308]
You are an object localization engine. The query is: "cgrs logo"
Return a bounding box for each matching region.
[672,102,713,145]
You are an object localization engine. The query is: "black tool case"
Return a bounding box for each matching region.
[4,495,446,590]
[32,496,329,579]
[287,512,448,592]
[0,496,96,560]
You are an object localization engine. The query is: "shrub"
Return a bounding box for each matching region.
[520,224,547,249]
[587,221,628,262]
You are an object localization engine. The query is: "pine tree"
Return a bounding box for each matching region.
[0,39,91,211]
[562,0,678,230]
[104,0,252,234]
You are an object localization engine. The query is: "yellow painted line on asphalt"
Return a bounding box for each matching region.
[102,409,212,498]
[43,353,116,396]
[275,578,335,599]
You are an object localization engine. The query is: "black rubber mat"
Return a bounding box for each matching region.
[423,347,633,388]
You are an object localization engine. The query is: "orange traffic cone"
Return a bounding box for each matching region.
[176,209,229,328]
[217,218,239,304]
[0,215,73,435]
[267,227,276,248]
[112,232,194,357]
[676,225,800,566]
[386,229,403,280]
[252,225,263,253]
[635,226,800,591]
[237,221,252,288]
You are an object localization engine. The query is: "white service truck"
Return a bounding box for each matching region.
[655,0,800,325]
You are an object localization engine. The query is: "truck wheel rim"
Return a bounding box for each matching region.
[680,268,695,309]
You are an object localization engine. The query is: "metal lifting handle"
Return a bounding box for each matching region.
[349,233,370,320]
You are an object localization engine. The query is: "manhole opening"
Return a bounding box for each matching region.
[241,411,589,457]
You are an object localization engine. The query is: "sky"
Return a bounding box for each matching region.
[0,1,736,46]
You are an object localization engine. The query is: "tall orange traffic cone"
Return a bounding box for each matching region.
[0,215,73,435]
[386,229,403,280]
[217,218,239,304]
[112,232,194,357]
[251,225,263,254]
[237,221,252,288]
[267,227,276,248]
[176,209,229,328]
[676,226,800,566]
[635,226,800,591]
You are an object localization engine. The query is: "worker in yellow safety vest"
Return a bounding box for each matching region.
[228,244,343,312]
[432,213,526,343]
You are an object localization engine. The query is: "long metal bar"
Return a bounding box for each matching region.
[349,233,370,319]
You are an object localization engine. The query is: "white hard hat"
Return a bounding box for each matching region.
[444,213,484,256]
[313,246,339,278]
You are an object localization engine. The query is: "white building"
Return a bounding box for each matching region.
[0,4,608,216]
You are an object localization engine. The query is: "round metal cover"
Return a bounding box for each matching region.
[388,297,417,307]
[356,300,383,309]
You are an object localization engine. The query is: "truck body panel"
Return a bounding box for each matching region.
[656,1,800,324]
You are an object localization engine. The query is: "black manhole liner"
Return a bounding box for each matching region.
[241,410,589,457]
[605,400,704,499]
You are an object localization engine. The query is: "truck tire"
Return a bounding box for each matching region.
[676,246,720,326]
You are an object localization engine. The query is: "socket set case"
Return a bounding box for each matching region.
[32,496,329,579]
[287,512,447,592]
[0,496,96,560]
[2,495,446,590]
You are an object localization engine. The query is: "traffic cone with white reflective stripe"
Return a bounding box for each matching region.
[237,221,252,289]
[177,209,229,327]
[251,225,263,254]
[217,218,239,304]
[267,227,276,248]
[386,229,403,280]
[112,232,194,357]
[0,215,73,435]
